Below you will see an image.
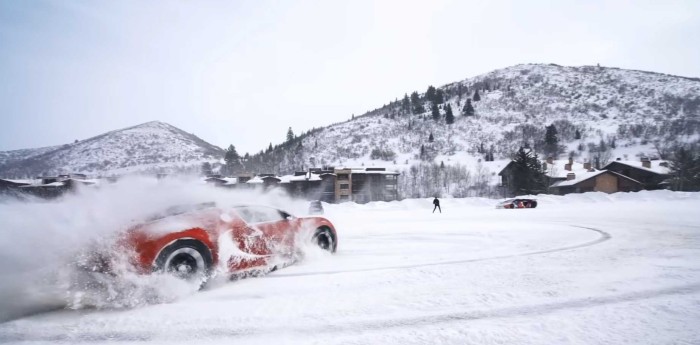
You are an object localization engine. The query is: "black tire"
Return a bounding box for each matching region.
[531,201,538,208]
[312,227,336,253]
[154,239,213,286]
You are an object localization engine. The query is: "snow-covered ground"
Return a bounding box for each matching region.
[1,183,699,344]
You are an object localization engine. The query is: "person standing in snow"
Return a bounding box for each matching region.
[432,197,441,213]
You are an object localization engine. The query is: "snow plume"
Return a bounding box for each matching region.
[0,176,310,322]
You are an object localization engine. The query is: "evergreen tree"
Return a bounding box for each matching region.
[544,124,559,157]
[473,89,481,102]
[574,129,581,140]
[428,133,434,142]
[224,144,242,175]
[286,127,295,142]
[425,86,436,103]
[420,144,425,159]
[445,104,455,124]
[510,147,547,195]
[431,103,440,121]
[410,91,424,114]
[462,99,475,116]
[669,147,700,191]
[402,93,410,113]
[435,89,444,104]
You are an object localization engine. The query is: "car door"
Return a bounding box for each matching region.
[224,207,276,271]
[250,207,299,256]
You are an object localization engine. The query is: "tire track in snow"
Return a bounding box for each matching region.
[269,225,611,278]
[308,282,700,335]
[6,282,697,342]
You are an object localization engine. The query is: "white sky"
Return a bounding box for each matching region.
[1,0,699,154]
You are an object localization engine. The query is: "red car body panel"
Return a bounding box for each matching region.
[118,205,337,275]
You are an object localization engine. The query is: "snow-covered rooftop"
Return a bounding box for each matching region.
[544,159,596,179]
[550,171,607,187]
[550,170,642,187]
[246,176,264,184]
[0,178,35,185]
[605,160,670,175]
[343,168,400,175]
[279,173,322,183]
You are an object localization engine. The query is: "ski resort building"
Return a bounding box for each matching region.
[205,167,400,203]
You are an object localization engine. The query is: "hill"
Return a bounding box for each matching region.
[0,121,223,178]
[243,63,699,196]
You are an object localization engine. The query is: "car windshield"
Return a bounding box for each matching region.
[145,202,216,222]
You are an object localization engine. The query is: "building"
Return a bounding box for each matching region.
[17,177,97,198]
[203,167,399,203]
[333,168,399,203]
[0,178,32,196]
[204,175,238,188]
[499,156,654,196]
[542,157,596,185]
[498,157,593,196]
[281,172,323,199]
[603,158,670,190]
[549,170,643,195]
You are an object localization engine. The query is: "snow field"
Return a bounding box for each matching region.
[0,186,699,344]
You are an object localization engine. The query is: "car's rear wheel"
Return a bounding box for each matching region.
[312,227,336,253]
[154,239,213,287]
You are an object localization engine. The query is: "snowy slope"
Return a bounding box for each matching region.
[0,145,61,168]
[0,121,224,178]
[269,64,699,174]
[0,183,698,344]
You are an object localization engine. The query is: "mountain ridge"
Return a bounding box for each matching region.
[2,64,699,185]
[0,121,224,178]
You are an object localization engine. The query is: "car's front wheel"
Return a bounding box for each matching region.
[154,239,213,287]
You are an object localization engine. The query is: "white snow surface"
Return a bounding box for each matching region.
[0,184,699,344]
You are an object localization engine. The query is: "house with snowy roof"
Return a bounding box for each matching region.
[17,176,97,198]
[548,170,644,195]
[602,157,670,190]
[500,156,647,196]
[204,175,238,188]
[0,178,33,195]
[542,157,596,185]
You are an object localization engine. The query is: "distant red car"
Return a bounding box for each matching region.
[496,198,538,209]
[87,203,337,284]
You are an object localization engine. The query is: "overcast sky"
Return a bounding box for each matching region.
[1,0,699,154]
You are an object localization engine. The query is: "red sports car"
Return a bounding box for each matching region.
[89,203,337,285]
[495,198,538,209]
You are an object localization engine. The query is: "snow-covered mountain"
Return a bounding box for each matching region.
[0,145,62,168]
[3,64,698,185]
[0,121,224,178]
[257,64,699,173]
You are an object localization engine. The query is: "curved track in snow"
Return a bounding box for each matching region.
[269,224,611,278]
